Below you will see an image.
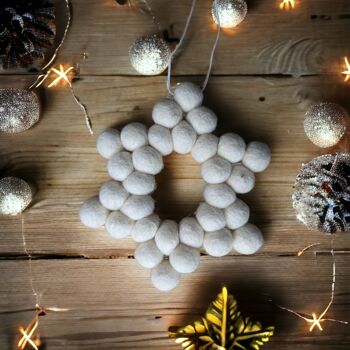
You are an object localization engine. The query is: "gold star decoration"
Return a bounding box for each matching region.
[342,57,350,82]
[280,0,295,10]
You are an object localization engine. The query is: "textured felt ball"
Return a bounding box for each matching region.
[151,260,180,291]
[131,214,160,242]
[120,122,148,151]
[191,133,219,163]
[173,82,204,112]
[186,106,218,134]
[225,198,250,230]
[204,183,236,209]
[132,146,164,175]
[203,228,233,257]
[123,171,156,195]
[179,217,204,248]
[105,211,134,239]
[218,133,246,163]
[227,164,255,194]
[172,120,197,154]
[107,151,134,181]
[152,99,183,128]
[148,124,173,156]
[201,156,231,184]
[169,244,200,274]
[242,141,271,173]
[80,196,110,228]
[134,240,164,269]
[155,220,179,255]
[96,128,123,159]
[99,180,129,210]
[195,202,226,232]
[121,195,155,220]
[232,223,264,255]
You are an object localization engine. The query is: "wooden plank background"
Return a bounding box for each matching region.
[1,0,350,349]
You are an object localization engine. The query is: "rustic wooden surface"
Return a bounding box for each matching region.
[1,0,350,349]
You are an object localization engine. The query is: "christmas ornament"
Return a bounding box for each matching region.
[293,153,350,233]
[0,177,32,216]
[0,0,56,69]
[211,0,248,29]
[169,286,274,349]
[304,103,348,148]
[0,88,40,133]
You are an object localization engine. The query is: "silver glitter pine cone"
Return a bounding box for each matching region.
[293,153,350,233]
[212,0,248,28]
[0,177,32,216]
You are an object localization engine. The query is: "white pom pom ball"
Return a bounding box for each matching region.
[152,99,183,128]
[173,82,204,112]
[151,260,180,291]
[155,220,179,255]
[242,142,271,173]
[169,244,200,274]
[120,122,148,151]
[121,195,155,220]
[191,133,218,163]
[105,211,134,239]
[107,151,134,181]
[172,120,197,154]
[232,223,264,255]
[201,156,231,184]
[132,146,164,175]
[204,183,236,208]
[148,125,173,156]
[123,171,156,195]
[96,128,123,159]
[195,202,226,232]
[99,180,129,210]
[218,133,246,163]
[179,217,204,248]
[225,198,250,229]
[203,228,233,257]
[134,240,163,269]
[131,214,160,242]
[80,196,109,228]
[227,164,255,194]
[186,106,217,134]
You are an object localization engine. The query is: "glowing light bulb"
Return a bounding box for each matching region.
[212,0,248,29]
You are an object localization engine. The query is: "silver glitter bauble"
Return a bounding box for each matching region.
[129,35,170,75]
[0,88,40,133]
[293,153,350,233]
[212,0,248,28]
[0,177,33,216]
[304,102,348,148]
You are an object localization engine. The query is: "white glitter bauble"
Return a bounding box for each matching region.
[132,146,164,175]
[227,164,255,194]
[129,35,170,75]
[225,198,250,230]
[173,82,204,112]
[204,183,236,209]
[218,133,246,163]
[179,217,204,248]
[151,260,180,291]
[152,99,183,128]
[107,151,134,181]
[0,177,32,216]
[121,195,155,220]
[155,220,179,255]
[96,128,122,159]
[186,106,218,134]
[212,0,248,29]
[99,180,129,210]
[242,142,271,173]
[134,240,164,269]
[123,171,156,195]
[131,214,160,242]
[201,156,231,184]
[148,124,173,156]
[232,223,263,255]
[169,244,200,274]
[172,120,197,154]
[191,133,219,163]
[195,202,226,232]
[105,211,134,239]
[120,122,148,151]
[203,228,233,257]
[80,196,110,228]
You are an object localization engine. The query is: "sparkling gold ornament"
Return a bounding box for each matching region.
[212,0,248,28]
[0,88,40,133]
[304,102,348,148]
[129,34,170,75]
[0,177,32,216]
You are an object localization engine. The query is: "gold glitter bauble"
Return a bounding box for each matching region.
[0,177,32,216]
[304,102,348,148]
[0,88,40,133]
[129,35,170,75]
[212,0,248,28]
